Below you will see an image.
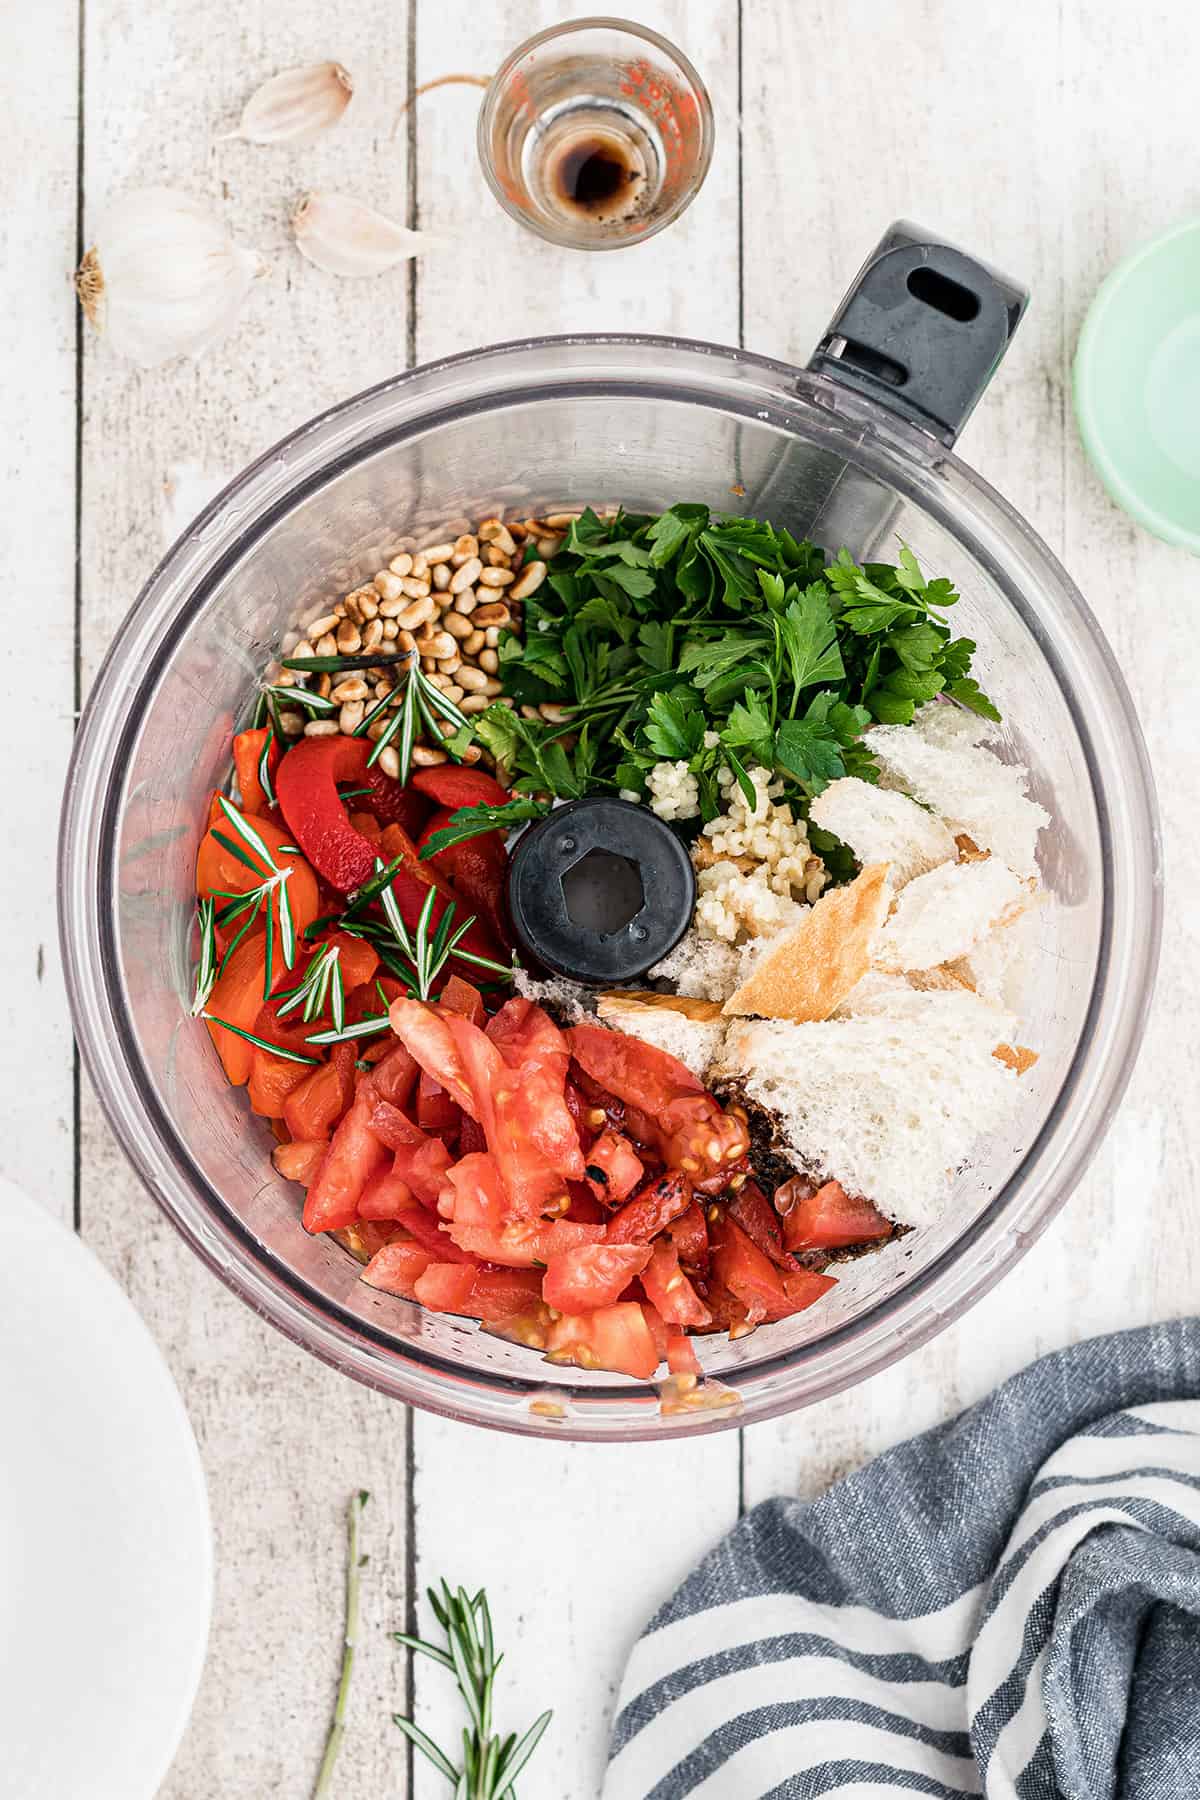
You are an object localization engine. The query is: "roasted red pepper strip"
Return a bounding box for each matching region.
[377,822,506,967]
[419,808,513,951]
[410,765,508,809]
[233,727,281,816]
[276,736,395,892]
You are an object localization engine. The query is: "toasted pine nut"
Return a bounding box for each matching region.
[458,665,490,693]
[388,552,413,577]
[399,576,431,600]
[443,611,473,640]
[483,545,511,566]
[331,676,369,702]
[292,639,315,662]
[316,674,333,698]
[479,520,517,556]
[418,541,455,563]
[536,534,564,559]
[539,702,571,723]
[452,588,478,615]
[451,534,478,564]
[421,656,437,673]
[449,557,482,595]
[397,629,417,652]
[382,619,399,639]
[362,617,384,651]
[436,655,461,676]
[410,553,429,579]
[509,560,546,601]
[359,594,379,620]
[484,626,501,648]
[411,744,448,766]
[482,677,503,696]
[442,684,465,705]
[339,700,365,734]
[479,566,515,587]
[478,648,499,674]
[315,632,337,657]
[460,694,490,714]
[273,669,297,687]
[305,614,339,639]
[279,710,305,737]
[543,511,580,529]
[463,629,486,656]
[395,596,435,631]
[377,745,401,779]
[473,601,511,628]
[374,572,404,602]
[304,719,340,737]
[367,720,388,741]
[336,621,362,654]
[374,678,393,699]
[432,562,451,591]
[424,631,458,660]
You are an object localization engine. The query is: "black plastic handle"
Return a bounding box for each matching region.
[808,221,1028,446]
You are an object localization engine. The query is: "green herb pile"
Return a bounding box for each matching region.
[420,503,999,859]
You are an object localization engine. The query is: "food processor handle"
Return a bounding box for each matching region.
[807,221,1029,446]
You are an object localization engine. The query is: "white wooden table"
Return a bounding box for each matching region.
[5,3,1198,1793]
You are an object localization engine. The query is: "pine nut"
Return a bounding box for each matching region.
[443,611,473,640]
[458,665,490,693]
[398,629,417,652]
[436,655,461,676]
[419,541,455,562]
[539,702,572,723]
[411,553,429,579]
[281,630,300,654]
[306,614,339,639]
[358,594,379,620]
[421,656,437,673]
[432,562,451,591]
[400,576,431,600]
[382,619,399,639]
[274,669,297,687]
[374,678,393,699]
[395,596,435,630]
[543,512,581,529]
[479,520,517,556]
[509,561,546,601]
[336,621,362,654]
[463,629,486,656]
[343,594,363,623]
[304,719,340,737]
[449,557,482,595]
[478,648,499,674]
[460,694,490,714]
[315,632,337,657]
[279,710,305,737]
[484,627,501,648]
[483,545,511,567]
[461,743,483,764]
[473,601,511,628]
[374,572,404,602]
[536,535,564,559]
[479,566,515,587]
[377,596,405,618]
[331,677,369,702]
[292,639,315,661]
[452,588,478,615]
[424,631,458,660]
[367,720,388,741]
[483,677,503,696]
[442,684,465,705]
[411,745,448,766]
[362,618,384,651]
[377,745,401,779]
[339,700,365,733]
[388,553,413,577]
[316,674,333,698]
[451,534,478,564]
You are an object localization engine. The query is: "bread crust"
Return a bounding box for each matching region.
[721,863,893,1022]
[597,991,725,1024]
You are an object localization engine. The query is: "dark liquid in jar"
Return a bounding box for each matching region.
[551,133,642,216]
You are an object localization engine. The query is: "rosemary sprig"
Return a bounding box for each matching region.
[209,796,299,996]
[393,1582,552,1799]
[257,726,278,809]
[313,1490,369,1800]
[305,1013,392,1046]
[190,897,217,1017]
[202,1015,319,1064]
[350,650,472,783]
[262,682,337,715]
[277,940,346,1033]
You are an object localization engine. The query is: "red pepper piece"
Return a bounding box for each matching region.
[378,822,505,968]
[233,727,281,817]
[418,809,514,953]
[276,736,393,892]
[410,765,509,809]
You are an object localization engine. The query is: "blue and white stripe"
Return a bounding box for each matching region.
[605,1322,1200,1798]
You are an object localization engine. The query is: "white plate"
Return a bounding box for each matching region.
[0,1179,212,1799]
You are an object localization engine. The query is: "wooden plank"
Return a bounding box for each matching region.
[0,0,79,1224]
[76,3,419,1791]
[741,0,1200,1512]
[408,5,743,1793]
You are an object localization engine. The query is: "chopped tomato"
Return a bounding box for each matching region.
[363,1101,454,1208]
[728,1181,793,1269]
[196,810,321,939]
[361,1241,435,1300]
[485,1000,584,1180]
[564,1181,607,1224]
[710,1215,787,1326]
[414,1262,479,1314]
[449,1217,604,1269]
[640,1237,712,1328]
[392,1201,476,1262]
[417,1071,462,1140]
[369,1040,419,1112]
[542,1242,652,1313]
[233,727,280,817]
[469,1267,547,1332]
[458,1115,488,1156]
[566,1024,748,1178]
[545,1302,660,1380]
[419,809,513,952]
[302,1086,388,1233]
[410,765,509,809]
[667,1201,709,1271]
[438,1152,506,1228]
[779,1179,893,1252]
[440,974,485,1026]
[640,1300,670,1364]
[356,1165,414,1221]
[284,1050,356,1140]
[272,1138,328,1185]
[204,932,271,1085]
[760,1266,838,1322]
[275,735,397,893]
[584,1132,644,1206]
[666,1331,702,1378]
[388,999,478,1116]
[441,1013,570,1217]
[352,1220,405,1260]
[605,1171,694,1245]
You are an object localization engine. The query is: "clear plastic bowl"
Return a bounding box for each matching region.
[59,337,1161,1440]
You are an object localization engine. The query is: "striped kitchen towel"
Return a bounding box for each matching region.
[605,1319,1200,1799]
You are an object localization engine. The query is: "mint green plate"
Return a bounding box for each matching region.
[1074,217,1200,551]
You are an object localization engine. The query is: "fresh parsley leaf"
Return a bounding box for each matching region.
[867,689,916,726]
[680,632,766,688]
[646,504,707,567]
[721,693,775,767]
[723,744,758,811]
[419,798,550,858]
[644,688,708,760]
[887,621,944,671]
[637,619,674,672]
[774,715,847,791]
[778,584,845,694]
[947,676,1002,720]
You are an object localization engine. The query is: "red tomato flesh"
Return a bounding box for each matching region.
[545,1302,660,1380]
[542,1242,651,1313]
[779,1179,893,1252]
[584,1132,644,1206]
[605,1171,694,1245]
[272,1138,329,1185]
[641,1237,712,1328]
[303,1087,388,1232]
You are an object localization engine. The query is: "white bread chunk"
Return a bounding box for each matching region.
[722,988,1020,1226]
[953,904,1043,1008]
[513,969,590,1025]
[809,778,957,890]
[875,857,1028,974]
[724,863,892,1021]
[650,929,774,1004]
[869,702,1048,877]
[597,993,727,1079]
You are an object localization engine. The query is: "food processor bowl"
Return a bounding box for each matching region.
[60,260,1160,1440]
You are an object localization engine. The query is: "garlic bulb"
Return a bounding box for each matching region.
[223,61,354,146]
[292,191,444,278]
[75,188,264,368]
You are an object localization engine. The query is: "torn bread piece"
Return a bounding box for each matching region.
[719,987,1021,1226]
[723,863,893,1021]
[868,701,1049,878]
[597,991,728,1079]
[809,777,957,890]
[874,857,1029,974]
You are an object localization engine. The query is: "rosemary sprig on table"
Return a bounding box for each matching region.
[312,1490,370,1800]
[393,1581,552,1798]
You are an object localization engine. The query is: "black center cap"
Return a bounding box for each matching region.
[507,797,696,985]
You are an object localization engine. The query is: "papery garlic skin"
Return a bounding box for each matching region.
[76,188,264,368]
[225,61,353,146]
[292,190,443,278]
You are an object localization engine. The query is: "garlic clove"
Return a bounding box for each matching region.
[291,191,446,278]
[223,61,354,147]
[75,187,265,368]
